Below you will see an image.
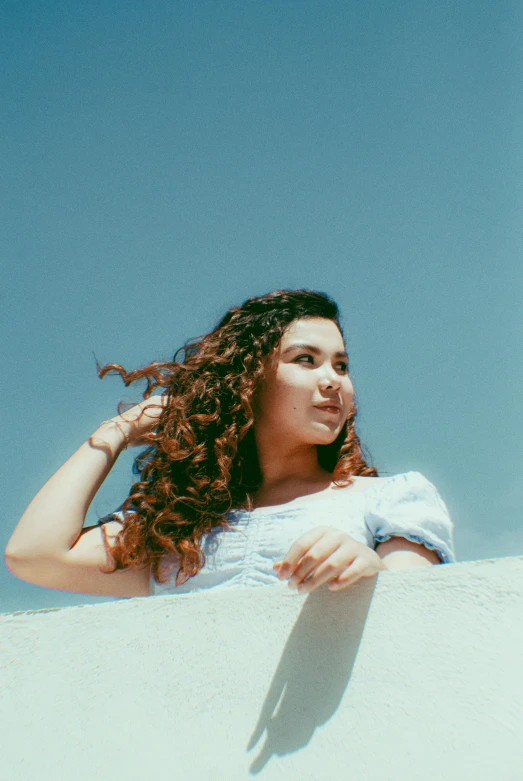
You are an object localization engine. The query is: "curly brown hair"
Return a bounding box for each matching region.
[97,289,378,587]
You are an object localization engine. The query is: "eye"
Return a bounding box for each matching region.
[335,361,349,373]
[294,354,315,365]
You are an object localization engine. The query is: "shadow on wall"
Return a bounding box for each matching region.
[247,577,377,773]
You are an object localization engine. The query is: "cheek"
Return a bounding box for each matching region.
[256,378,302,418]
[343,379,355,404]
[268,376,311,418]
[277,374,313,403]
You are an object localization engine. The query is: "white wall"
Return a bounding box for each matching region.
[1,557,522,781]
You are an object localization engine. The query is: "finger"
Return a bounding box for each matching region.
[327,559,369,591]
[295,547,358,593]
[277,527,330,580]
[289,537,345,586]
[123,397,166,424]
[142,396,168,416]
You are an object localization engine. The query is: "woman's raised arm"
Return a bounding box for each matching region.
[4,397,166,597]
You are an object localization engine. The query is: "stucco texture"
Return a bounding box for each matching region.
[1,556,522,781]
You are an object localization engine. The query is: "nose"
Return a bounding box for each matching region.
[318,363,342,391]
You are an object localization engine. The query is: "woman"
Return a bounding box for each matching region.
[5,289,455,598]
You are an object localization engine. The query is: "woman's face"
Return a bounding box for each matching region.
[254,317,354,447]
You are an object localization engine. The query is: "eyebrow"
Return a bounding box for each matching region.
[281,343,349,359]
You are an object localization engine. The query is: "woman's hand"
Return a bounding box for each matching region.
[273,526,386,593]
[105,395,168,448]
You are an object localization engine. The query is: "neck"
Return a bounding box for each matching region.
[253,429,329,491]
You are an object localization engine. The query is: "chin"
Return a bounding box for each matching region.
[309,424,342,446]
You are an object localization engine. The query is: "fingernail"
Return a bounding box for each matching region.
[288,579,297,589]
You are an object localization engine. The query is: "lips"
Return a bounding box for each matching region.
[314,402,341,414]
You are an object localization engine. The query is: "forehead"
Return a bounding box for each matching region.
[279,317,345,351]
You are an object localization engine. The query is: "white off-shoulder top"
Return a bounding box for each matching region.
[108,471,454,596]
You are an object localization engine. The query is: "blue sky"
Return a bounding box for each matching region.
[2,0,522,612]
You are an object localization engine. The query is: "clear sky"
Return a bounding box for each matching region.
[2,0,522,612]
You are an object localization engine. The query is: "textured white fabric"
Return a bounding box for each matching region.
[131,471,455,596]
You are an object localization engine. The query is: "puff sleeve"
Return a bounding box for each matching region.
[365,471,456,564]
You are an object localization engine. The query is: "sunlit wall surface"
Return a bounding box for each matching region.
[1,557,522,780]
